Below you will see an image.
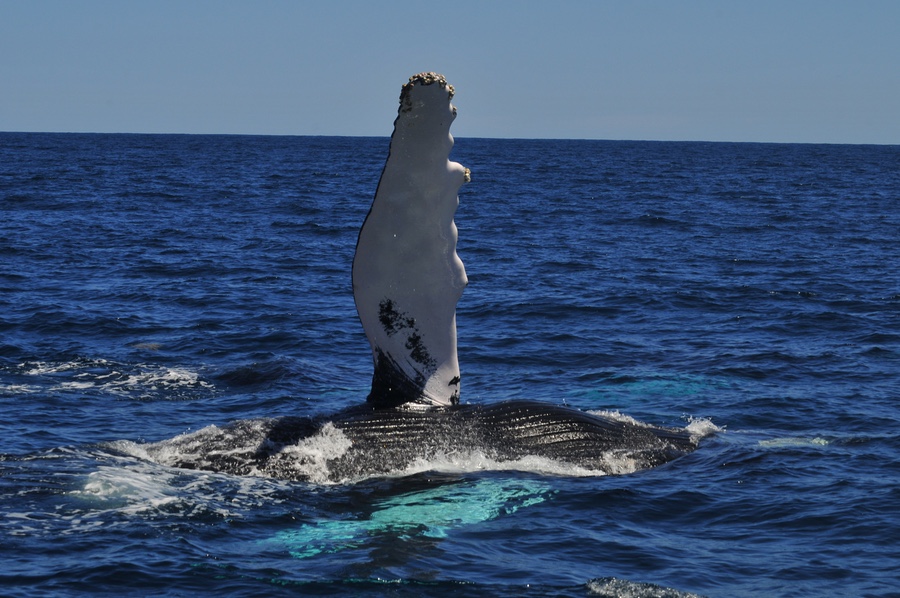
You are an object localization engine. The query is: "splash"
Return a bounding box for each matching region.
[685,417,723,440]
[274,423,353,484]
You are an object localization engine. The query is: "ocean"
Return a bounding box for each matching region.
[1,132,898,597]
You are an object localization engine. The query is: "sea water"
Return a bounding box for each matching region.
[1,133,898,596]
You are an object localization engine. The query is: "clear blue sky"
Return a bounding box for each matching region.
[2,1,897,144]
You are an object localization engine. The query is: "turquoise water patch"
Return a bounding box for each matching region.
[759,436,829,448]
[573,371,726,406]
[270,478,553,559]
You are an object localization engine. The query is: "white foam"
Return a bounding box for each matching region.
[588,409,651,427]
[276,422,353,484]
[587,576,703,598]
[337,450,621,484]
[73,466,181,512]
[115,367,212,391]
[58,381,96,390]
[109,438,169,462]
[0,384,39,395]
[67,454,295,523]
[120,421,354,485]
[589,409,722,445]
[137,424,228,463]
[686,417,723,439]
[18,359,213,398]
[19,360,104,375]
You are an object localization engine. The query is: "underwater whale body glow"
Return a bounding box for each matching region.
[144,73,700,482]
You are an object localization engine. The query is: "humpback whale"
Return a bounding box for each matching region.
[144,73,699,482]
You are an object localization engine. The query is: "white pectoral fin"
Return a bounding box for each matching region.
[352,73,466,409]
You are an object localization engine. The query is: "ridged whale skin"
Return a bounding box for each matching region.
[146,73,700,482]
[150,400,697,482]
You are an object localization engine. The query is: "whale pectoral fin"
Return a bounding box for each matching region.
[352,73,466,409]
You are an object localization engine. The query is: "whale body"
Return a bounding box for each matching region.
[146,400,696,482]
[142,73,700,482]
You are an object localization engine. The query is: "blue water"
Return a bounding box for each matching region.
[1,133,899,597]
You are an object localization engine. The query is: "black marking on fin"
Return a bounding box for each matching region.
[369,348,428,409]
[378,299,414,336]
[404,331,436,369]
[377,298,436,369]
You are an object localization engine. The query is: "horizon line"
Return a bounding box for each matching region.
[0,129,896,147]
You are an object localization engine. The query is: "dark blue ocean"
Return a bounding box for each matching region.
[1,133,899,597]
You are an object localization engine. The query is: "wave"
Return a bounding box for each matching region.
[7,358,214,400]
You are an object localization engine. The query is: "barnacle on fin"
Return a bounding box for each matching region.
[399,72,455,112]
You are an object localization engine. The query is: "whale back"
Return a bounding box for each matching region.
[145,400,697,482]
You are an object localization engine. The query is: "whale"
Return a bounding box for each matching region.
[147,398,696,482]
[142,73,699,482]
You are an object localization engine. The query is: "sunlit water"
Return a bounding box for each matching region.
[2,133,899,596]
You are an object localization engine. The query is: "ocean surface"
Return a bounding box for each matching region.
[1,132,898,597]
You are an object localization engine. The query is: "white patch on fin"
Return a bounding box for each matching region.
[352,73,469,408]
